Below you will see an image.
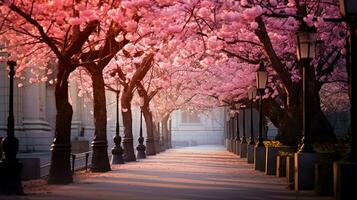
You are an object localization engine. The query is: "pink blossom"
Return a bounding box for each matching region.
[250,22,258,30]
[68,17,85,25]
[124,20,138,32]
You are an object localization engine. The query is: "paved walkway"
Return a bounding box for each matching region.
[2,145,332,200]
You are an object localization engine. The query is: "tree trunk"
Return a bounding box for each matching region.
[305,63,336,143]
[162,115,170,150]
[121,89,136,161]
[276,104,302,146]
[89,70,111,172]
[153,122,161,154]
[276,80,335,145]
[142,106,156,155]
[168,119,172,148]
[48,66,73,184]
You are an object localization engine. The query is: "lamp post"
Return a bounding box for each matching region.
[111,74,124,164]
[340,0,356,162]
[248,86,257,145]
[256,61,268,147]
[296,22,316,153]
[233,104,241,155]
[226,111,231,151]
[0,60,24,195]
[235,111,240,155]
[254,61,268,172]
[240,104,247,158]
[136,110,146,159]
[240,104,247,144]
[293,19,319,191]
[247,86,257,163]
[229,109,236,153]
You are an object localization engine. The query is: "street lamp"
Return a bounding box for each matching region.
[296,22,316,153]
[240,104,248,157]
[256,61,268,147]
[111,73,124,164]
[0,60,24,195]
[234,104,241,155]
[247,86,257,164]
[136,110,146,159]
[248,86,257,145]
[240,104,247,144]
[339,0,356,162]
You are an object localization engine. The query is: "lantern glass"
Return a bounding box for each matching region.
[296,31,316,61]
[256,62,267,90]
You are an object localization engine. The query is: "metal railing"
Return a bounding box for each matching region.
[40,151,92,178]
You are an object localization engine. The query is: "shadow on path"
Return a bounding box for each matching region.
[1,145,333,200]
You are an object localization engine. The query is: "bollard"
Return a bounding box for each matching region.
[71,154,76,174]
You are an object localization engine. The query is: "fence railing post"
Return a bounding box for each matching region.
[71,154,76,175]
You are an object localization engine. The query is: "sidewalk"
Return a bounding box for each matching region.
[2,145,333,200]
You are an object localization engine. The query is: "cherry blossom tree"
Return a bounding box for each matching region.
[153,0,348,145]
[1,1,350,183]
[0,0,105,183]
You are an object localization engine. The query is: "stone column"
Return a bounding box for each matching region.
[68,81,84,142]
[21,70,52,152]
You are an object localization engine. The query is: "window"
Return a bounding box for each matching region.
[181,110,200,123]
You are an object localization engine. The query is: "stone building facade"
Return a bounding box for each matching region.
[0,61,226,153]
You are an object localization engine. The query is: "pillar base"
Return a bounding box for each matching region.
[137,150,146,159]
[146,138,156,156]
[254,146,266,172]
[111,144,124,165]
[154,138,160,154]
[160,140,165,152]
[0,159,24,195]
[247,144,255,164]
[333,161,357,200]
[232,140,236,153]
[294,152,317,191]
[276,155,286,177]
[91,140,111,172]
[227,139,232,152]
[236,141,241,156]
[123,138,136,162]
[136,143,146,159]
[286,155,295,190]
[240,143,247,158]
[111,153,125,164]
[266,147,279,175]
[20,120,52,152]
[48,143,73,184]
